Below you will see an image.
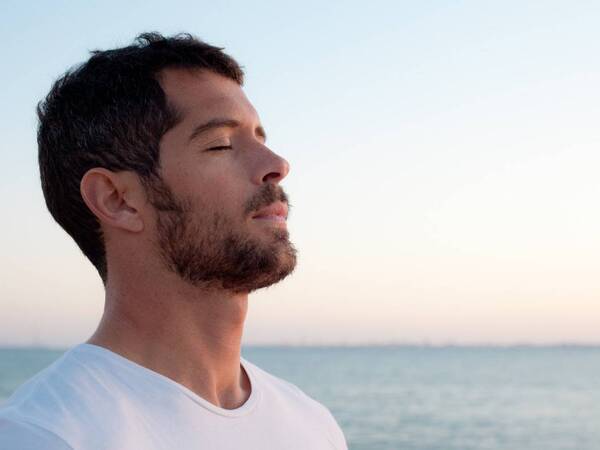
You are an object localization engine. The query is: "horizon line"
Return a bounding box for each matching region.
[2,342,600,351]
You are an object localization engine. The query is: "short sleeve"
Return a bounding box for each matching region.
[322,407,349,450]
[0,417,73,450]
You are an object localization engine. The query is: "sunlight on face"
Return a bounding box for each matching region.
[148,69,297,293]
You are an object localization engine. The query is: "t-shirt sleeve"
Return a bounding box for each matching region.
[0,417,73,450]
[279,377,349,450]
[320,405,349,450]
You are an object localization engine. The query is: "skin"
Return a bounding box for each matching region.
[80,68,295,409]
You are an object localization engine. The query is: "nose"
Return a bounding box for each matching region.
[255,146,290,185]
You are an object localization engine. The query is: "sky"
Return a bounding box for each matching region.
[1,0,599,347]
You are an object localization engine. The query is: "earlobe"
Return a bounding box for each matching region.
[80,168,145,233]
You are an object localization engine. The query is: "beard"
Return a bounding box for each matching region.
[143,176,297,294]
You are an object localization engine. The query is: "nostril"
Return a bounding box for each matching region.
[262,172,282,183]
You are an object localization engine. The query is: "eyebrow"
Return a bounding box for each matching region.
[188,118,267,143]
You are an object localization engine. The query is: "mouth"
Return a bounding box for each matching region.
[251,202,288,221]
[253,215,286,223]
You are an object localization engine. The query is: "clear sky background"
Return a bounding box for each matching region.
[1,1,599,347]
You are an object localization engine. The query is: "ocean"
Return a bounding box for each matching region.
[1,346,599,450]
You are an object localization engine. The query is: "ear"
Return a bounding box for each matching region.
[80,168,145,233]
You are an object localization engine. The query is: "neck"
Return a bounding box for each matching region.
[87,270,251,410]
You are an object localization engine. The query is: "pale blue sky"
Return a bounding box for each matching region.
[1,1,599,347]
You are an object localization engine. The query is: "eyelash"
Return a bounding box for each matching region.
[207,145,232,151]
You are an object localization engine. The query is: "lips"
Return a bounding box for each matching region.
[252,202,288,220]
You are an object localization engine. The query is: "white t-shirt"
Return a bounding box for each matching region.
[0,344,348,450]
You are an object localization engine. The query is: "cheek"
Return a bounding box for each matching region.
[167,155,250,216]
[190,171,249,217]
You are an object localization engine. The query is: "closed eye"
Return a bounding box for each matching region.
[207,145,233,151]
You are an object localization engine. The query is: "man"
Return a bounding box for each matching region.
[0,32,348,450]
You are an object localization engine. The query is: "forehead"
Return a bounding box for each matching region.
[158,68,258,123]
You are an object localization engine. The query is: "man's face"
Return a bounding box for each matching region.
[148,68,297,294]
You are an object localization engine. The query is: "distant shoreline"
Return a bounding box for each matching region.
[2,343,600,351]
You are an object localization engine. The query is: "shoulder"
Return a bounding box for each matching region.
[243,357,316,404]
[243,357,328,413]
[242,358,348,450]
[0,344,133,447]
[2,345,101,417]
[0,415,73,450]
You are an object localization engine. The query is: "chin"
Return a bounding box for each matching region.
[224,247,297,294]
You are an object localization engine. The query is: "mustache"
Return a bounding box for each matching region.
[246,184,290,216]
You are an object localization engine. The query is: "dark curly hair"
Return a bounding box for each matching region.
[37,32,244,283]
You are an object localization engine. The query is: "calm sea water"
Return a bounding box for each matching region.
[1,346,599,450]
